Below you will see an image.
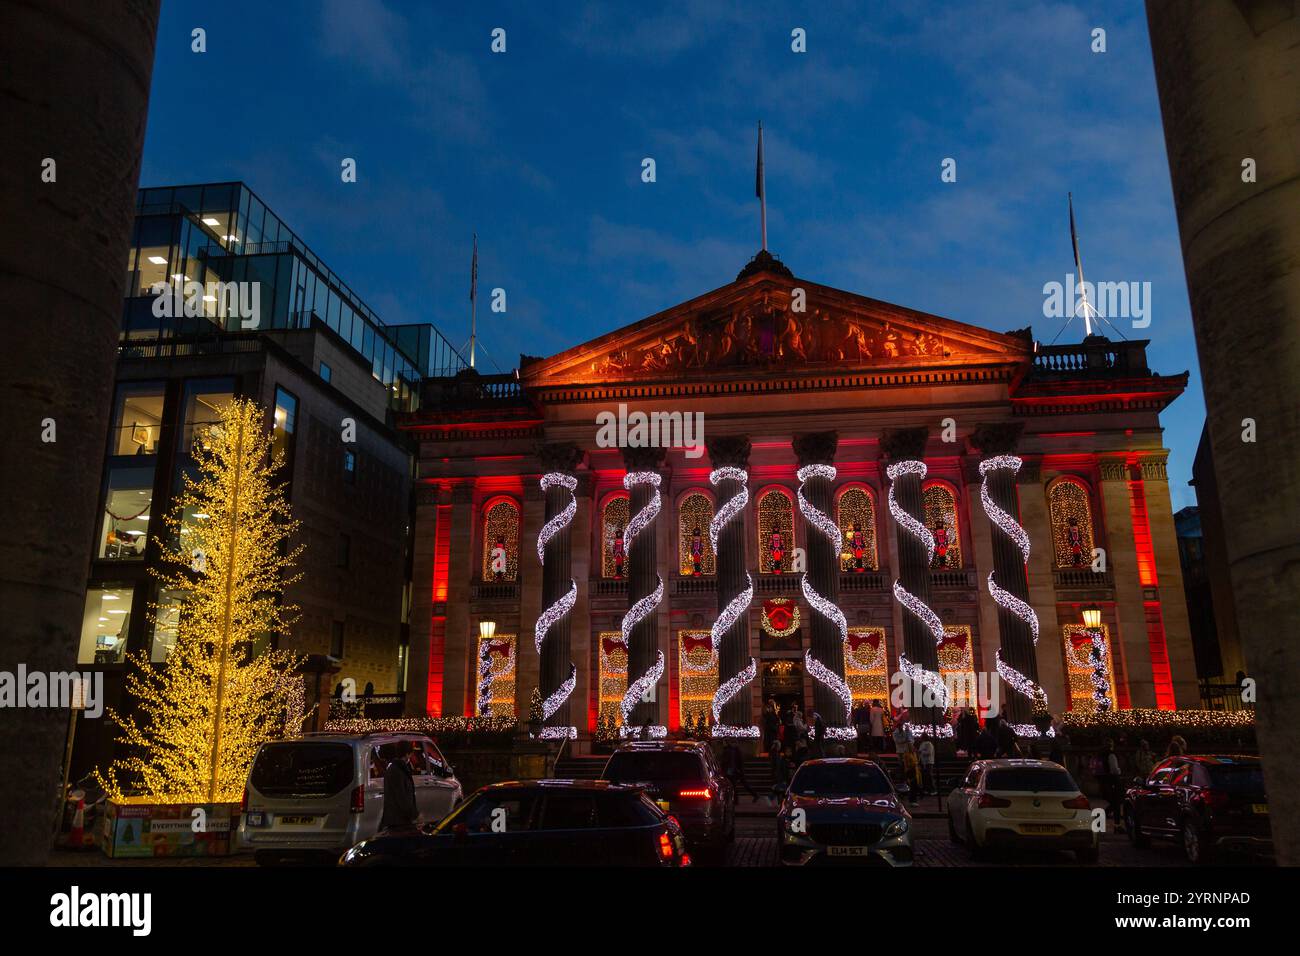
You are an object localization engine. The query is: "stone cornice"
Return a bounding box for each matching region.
[1099,460,1131,482]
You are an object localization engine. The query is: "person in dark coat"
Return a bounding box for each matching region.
[956,708,980,756]
[810,712,827,759]
[721,741,759,801]
[974,726,997,760]
[768,745,792,804]
[763,699,781,753]
[379,741,421,830]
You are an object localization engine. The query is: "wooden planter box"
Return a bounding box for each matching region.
[99,799,239,859]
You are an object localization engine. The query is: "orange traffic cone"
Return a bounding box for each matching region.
[68,796,85,847]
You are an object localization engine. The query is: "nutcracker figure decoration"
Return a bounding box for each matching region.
[612,525,626,578]
[1067,517,1085,566]
[768,530,785,574]
[490,536,507,581]
[689,525,704,576]
[932,521,949,568]
[850,521,866,572]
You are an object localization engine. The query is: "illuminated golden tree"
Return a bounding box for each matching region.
[100,398,304,804]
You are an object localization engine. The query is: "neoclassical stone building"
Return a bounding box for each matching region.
[400,251,1197,747]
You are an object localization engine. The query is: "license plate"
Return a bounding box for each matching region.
[278,815,318,826]
[246,812,265,827]
[1251,804,1269,815]
[1020,824,1058,834]
[827,846,869,857]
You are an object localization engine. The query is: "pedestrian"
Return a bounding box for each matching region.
[918,734,936,794]
[892,718,913,757]
[901,746,921,805]
[780,701,795,748]
[974,725,997,759]
[810,711,826,759]
[994,716,1017,757]
[852,701,869,754]
[379,741,421,830]
[1134,738,1155,778]
[768,745,792,804]
[763,699,781,753]
[868,699,886,752]
[956,708,979,756]
[1099,737,1123,819]
[721,740,759,802]
[1164,734,1187,758]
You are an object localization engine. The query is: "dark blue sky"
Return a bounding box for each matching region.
[141,0,1204,509]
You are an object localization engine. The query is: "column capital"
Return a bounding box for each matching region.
[793,430,839,468]
[535,441,585,475]
[1138,455,1168,481]
[969,422,1025,457]
[705,435,752,470]
[621,445,668,473]
[880,426,929,464]
[1016,458,1042,485]
[1099,459,1131,482]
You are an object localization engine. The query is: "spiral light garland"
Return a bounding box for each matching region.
[886,460,950,712]
[1088,634,1112,712]
[978,455,1050,736]
[535,472,578,735]
[476,641,516,717]
[619,471,666,737]
[795,464,855,737]
[709,466,757,736]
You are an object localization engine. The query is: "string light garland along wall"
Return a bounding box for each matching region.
[709,466,757,738]
[619,471,666,738]
[475,633,517,718]
[797,464,855,739]
[535,472,577,740]
[678,630,718,729]
[938,626,977,711]
[1064,624,1117,713]
[886,459,951,728]
[979,455,1050,736]
[598,631,628,728]
[845,628,889,704]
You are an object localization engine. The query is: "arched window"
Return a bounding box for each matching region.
[836,485,879,572]
[678,629,717,729]
[938,626,977,710]
[598,631,628,728]
[600,493,630,579]
[757,487,795,574]
[678,491,716,576]
[845,628,888,705]
[474,631,516,717]
[481,498,520,582]
[1047,477,1096,569]
[922,481,962,569]
[1063,624,1116,712]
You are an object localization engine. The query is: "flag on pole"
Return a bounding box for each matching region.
[1068,193,1082,277]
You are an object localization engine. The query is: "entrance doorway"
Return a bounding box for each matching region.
[761,659,804,720]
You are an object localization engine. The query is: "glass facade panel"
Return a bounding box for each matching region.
[79,585,134,665]
[272,386,297,464]
[98,465,155,560]
[179,379,235,455]
[150,587,188,663]
[109,383,165,456]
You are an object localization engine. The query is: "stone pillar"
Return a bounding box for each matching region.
[1139,456,1200,708]
[971,425,1044,729]
[1099,460,1155,708]
[1016,460,1066,714]
[570,473,595,735]
[537,443,584,732]
[707,436,754,728]
[793,431,848,730]
[881,427,942,730]
[518,483,545,716]
[406,484,439,716]
[623,447,667,728]
[962,458,1003,708]
[444,484,475,716]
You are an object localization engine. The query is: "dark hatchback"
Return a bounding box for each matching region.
[601,741,735,853]
[776,758,913,866]
[1122,755,1271,863]
[338,780,690,867]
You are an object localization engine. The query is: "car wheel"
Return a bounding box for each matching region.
[1076,844,1099,864]
[1183,820,1211,864]
[1126,807,1149,848]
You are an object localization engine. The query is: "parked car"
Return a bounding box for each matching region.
[1122,754,1271,863]
[600,741,735,853]
[776,758,912,866]
[947,758,1098,862]
[239,732,462,865]
[338,779,691,866]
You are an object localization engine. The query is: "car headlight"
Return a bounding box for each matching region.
[884,817,909,838]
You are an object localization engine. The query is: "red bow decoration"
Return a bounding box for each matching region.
[847,631,880,652]
[763,600,794,632]
[484,641,512,658]
[601,636,627,656]
[681,632,713,654]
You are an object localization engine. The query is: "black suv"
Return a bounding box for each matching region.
[601,741,736,854]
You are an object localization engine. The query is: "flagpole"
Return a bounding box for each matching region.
[757,122,767,251]
[1069,193,1093,337]
[469,232,478,369]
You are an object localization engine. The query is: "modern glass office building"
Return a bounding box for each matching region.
[121,181,466,410]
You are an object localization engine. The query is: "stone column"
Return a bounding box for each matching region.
[1139,456,1200,709]
[405,484,440,716]
[537,443,584,732]
[1016,460,1066,714]
[707,436,754,728]
[881,427,942,730]
[570,473,595,736]
[443,484,475,716]
[623,447,667,728]
[518,483,545,716]
[1099,460,1156,708]
[794,431,849,730]
[971,425,1044,729]
[962,458,1003,708]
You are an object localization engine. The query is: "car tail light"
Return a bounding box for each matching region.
[1061,794,1091,810]
[1201,789,1230,811]
[977,794,1011,808]
[658,830,675,861]
[240,786,249,813]
[350,785,365,813]
[679,788,712,800]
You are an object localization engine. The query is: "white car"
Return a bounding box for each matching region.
[947,758,1098,862]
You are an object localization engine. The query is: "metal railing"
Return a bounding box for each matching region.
[470,582,520,602]
[1199,681,1253,712]
[1053,567,1115,589]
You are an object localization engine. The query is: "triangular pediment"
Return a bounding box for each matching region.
[521,269,1032,387]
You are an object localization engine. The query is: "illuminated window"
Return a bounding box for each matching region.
[845,628,889,705]
[79,585,134,665]
[598,630,628,728]
[938,626,977,710]
[474,632,517,717]
[481,498,520,582]
[1048,478,1096,569]
[678,492,716,576]
[922,482,962,569]
[150,587,188,663]
[757,487,795,574]
[98,466,154,561]
[109,383,164,457]
[600,494,630,578]
[678,629,717,729]
[1063,624,1116,712]
[836,485,879,572]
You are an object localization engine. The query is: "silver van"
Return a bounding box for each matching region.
[238,732,463,864]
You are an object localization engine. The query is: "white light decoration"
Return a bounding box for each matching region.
[535,471,578,737]
[796,464,854,729]
[619,471,666,736]
[476,639,516,718]
[886,460,950,712]
[978,454,1050,736]
[709,466,757,736]
[1089,633,1112,712]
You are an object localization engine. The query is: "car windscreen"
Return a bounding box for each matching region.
[1206,764,1265,793]
[984,768,1077,793]
[790,763,891,796]
[250,742,353,798]
[603,752,705,784]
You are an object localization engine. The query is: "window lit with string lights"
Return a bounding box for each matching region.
[600,493,630,579]
[677,491,716,576]
[757,487,795,574]
[845,628,888,705]
[1064,619,1117,713]
[480,498,520,582]
[938,625,978,710]
[922,481,962,569]
[1047,477,1096,569]
[597,630,628,727]
[473,628,517,717]
[678,629,717,729]
[836,485,878,572]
